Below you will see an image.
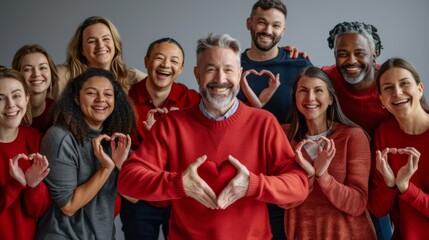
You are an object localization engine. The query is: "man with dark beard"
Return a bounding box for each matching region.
[237,0,312,126]
[118,33,309,240]
[236,1,312,239]
[321,21,393,240]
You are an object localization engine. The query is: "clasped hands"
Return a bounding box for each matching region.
[376,147,420,193]
[182,155,249,210]
[294,136,336,178]
[9,153,50,188]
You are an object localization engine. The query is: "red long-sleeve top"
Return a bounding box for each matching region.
[118,102,308,240]
[368,118,429,239]
[0,126,51,240]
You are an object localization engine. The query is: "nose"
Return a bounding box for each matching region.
[95,93,106,102]
[33,68,41,77]
[393,85,403,96]
[263,25,273,35]
[5,96,15,109]
[161,58,170,68]
[346,54,357,64]
[96,38,104,48]
[214,69,227,84]
[307,90,315,101]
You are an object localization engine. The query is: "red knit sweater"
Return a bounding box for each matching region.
[119,102,308,240]
[369,118,429,239]
[322,65,391,136]
[128,78,201,149]
[0,126,51,240]
[281,123,376,239]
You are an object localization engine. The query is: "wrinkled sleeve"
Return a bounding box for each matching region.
[118,120,186,201]
[245,118,308,206]
[317,128,371,217]
[367,127,397,218]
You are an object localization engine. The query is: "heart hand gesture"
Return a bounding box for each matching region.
[240,69,280,108]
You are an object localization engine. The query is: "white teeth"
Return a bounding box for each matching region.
[4,111,19,117]
[304,104,318,109]
[93,106,107,110]
[393,99,409,105]
[212,88,228,92]
[157,70,171,75]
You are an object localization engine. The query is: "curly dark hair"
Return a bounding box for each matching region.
[51,68,136,145]
[327,21,383,56]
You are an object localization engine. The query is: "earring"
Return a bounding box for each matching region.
[381,105,385,109]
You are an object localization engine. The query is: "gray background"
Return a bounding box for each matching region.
[1,1,428,239]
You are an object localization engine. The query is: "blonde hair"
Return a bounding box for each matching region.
[66,16,128,89]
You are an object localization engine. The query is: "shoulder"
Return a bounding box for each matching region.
[126,67,147,85]
[19,126,42,142]
[375,118,398,134]
[172,82,199,96]
[321,64,336,72]
[56,64,70,80]
[332,123,367,139]
[43,126,74,144]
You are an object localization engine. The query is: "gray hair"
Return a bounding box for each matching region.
[327,21,383,56]
[196,33,241,65]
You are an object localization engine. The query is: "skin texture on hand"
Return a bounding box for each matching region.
[182,155,218,209]
[240,69,280,108]
[217,155,250,209]
[376,147,420,193]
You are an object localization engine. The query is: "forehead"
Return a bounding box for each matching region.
[150,42,183,57]
[380,67,414,83]
[82,76,113,89]
[83,23,111,36]
[198,47,239,67]
[21,52,48,64]
[298,76,327,88]
[335,33,371,51]
[0,78,25,92]
[252,7,285,23]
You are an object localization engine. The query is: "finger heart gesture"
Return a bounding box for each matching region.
[240,69,280,108]
[294,139,317,178]
[9,153,50,188]
[143,107,179,131]
[92,133,131,170]
[395,147,420,193]
[314,136,336,178]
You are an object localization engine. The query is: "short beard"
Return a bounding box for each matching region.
[251,29,280,52]
[200,83,239,111]
[340,64,374,85]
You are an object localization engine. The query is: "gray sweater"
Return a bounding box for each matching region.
[37,126,118,240]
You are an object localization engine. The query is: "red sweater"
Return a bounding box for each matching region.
[281,123,375,239]
[118,102,308,240]
[0,126,51,240]
[128,78,201,149]
[369,118,429,239]
[322,65,391,136]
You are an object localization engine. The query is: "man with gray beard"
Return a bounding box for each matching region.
[322,21,392,240]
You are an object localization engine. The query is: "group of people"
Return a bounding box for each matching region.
[1,0,428,239]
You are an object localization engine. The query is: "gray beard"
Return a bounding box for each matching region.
[200,86,239,111]
[341,67,373,85]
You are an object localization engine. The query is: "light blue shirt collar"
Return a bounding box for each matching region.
[199,98,239,121]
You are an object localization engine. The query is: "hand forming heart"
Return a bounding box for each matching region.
[294,137,335,178]
[9,153,50,188]
[240,69,280,108]
[92,133,131,170]
[376,147,420,193]
[182,155,249,209]
[197,160,237,196]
